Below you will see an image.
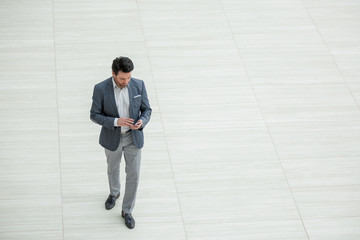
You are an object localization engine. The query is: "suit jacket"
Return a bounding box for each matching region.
[90,77,152,150]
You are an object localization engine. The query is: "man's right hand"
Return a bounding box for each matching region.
[117,117,134,127]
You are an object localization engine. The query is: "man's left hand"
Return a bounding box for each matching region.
[130,120,143,130]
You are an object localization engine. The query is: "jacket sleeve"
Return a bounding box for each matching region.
[90,84,116,130]
[138,81,152,130]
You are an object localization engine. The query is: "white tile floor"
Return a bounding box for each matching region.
[0,0,359,239]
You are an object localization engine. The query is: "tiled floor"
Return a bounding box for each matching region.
[0,0,359,239]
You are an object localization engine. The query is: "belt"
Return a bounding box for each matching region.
[121,129,132,135]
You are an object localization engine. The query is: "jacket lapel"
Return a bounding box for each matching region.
[107,77,120,117]
[128,78,135,117]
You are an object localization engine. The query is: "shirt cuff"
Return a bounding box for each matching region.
[114,118,118,126]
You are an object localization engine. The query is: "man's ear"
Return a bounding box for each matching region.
[112,71,116,78]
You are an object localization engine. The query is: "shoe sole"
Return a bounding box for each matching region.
[105,204,115,210]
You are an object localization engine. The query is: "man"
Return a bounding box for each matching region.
[90,56,152,229]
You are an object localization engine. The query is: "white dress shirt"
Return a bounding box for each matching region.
[112,77,130,133]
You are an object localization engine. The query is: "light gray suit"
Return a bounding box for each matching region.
[90,77,152,213]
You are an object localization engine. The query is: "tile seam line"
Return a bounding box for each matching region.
[51,0,65,239]
[134,1,188,239]
[217,0,310,239]
[299,0,360,110]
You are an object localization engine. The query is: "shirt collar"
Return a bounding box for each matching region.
[112,77,117,89]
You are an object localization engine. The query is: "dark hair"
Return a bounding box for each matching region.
[112,57,134,75]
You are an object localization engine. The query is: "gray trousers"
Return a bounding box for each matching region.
[104,131,141,214]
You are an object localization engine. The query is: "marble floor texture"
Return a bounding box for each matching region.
[0,0,360,239]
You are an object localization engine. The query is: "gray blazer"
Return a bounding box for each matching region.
[90,77,152,150]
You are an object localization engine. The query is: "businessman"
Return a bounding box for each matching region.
[90,56,152,229]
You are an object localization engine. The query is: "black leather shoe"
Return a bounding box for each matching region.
[105,193,120,210]
[122,211,135,229]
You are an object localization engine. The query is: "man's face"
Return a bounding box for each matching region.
[112,71,131,88]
